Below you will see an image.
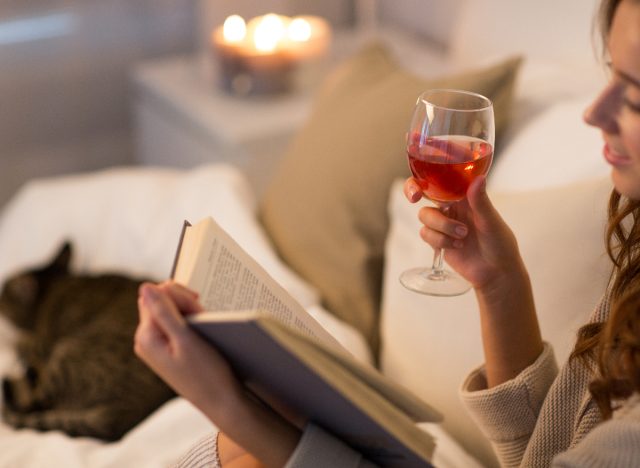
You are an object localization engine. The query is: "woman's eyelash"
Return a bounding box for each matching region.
[623,97,640,113]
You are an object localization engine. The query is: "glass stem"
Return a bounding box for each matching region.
[430,203,451,279]
[431,247,445,278]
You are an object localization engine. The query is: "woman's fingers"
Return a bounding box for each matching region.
[158,281,204,316]
[466,175,503,231]
[466,174,489,211]
[419,226,464,250]
[140,283,188,337]
[134,284,247,418]
[134,303,166,350]
[158,280,199,299]
[417,206,468,245]
[403,177,423,203]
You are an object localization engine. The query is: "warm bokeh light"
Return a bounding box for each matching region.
[288,18,311,42]
[212,12,331,95]
[253,13,285,52]
[222,15,246,43]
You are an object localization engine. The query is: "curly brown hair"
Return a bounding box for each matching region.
[571,0,640,419]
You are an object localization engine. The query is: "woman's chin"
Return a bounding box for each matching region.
[611,169,640,200]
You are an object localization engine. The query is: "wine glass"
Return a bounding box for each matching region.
[400,89,494,296]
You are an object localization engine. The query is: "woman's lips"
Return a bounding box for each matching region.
[604,144,632,167]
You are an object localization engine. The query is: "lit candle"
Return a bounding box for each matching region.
[286,16,331,60]
[288,18,312,42]
[211,13,331,96]
[252,13,286,52]
[223,14,246,43]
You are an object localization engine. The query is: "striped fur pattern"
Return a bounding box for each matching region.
[0,242,175,440]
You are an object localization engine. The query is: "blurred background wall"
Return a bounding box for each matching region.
[0,0,454,209]
[0,0,197,207]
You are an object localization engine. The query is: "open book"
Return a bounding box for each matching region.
[171,217,441,467]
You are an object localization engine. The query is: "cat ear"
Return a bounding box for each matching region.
[51,242,73,272]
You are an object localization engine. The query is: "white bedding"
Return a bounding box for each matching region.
[0,164,479,467]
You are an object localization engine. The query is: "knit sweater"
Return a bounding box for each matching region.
[460,293,640,467]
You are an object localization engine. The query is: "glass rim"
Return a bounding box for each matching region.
[417,88,493,112]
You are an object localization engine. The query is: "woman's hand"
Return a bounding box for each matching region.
[134,281,301,466]
[135,281,247,420]
[404,176,544,386]
[404,175,523,293]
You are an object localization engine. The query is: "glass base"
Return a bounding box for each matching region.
[399,267,471,297]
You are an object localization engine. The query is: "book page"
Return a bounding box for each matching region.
[173,217,345,351]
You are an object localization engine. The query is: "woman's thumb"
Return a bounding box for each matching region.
[466,175,498,222]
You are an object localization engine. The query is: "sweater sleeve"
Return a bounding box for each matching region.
[285,423,378,468]
[459,342,558,462]
[551,413,640,467]
[173,432,221,468]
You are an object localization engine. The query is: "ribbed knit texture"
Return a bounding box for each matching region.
[553,393,640,467]
[174,432,220,468]
[460,295,610,467]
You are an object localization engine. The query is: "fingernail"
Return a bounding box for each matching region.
[142,285,159,303]
[455,225,468,237]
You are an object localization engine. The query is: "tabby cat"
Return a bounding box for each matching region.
[0,242,175,441]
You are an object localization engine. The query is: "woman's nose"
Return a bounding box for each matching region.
[583,83,620,134]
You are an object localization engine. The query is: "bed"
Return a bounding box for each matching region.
[0,163,480,467]
[0,0,611,466]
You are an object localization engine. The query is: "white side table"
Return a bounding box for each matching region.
[131,54,315,198]
[131,28,439,198]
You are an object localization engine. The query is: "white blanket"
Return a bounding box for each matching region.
[0,164,479,467]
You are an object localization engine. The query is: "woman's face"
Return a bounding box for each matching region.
[584,0,640,200]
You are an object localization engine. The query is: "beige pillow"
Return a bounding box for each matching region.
[260,43,522,350]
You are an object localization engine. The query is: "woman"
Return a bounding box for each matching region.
[134,0,640,465]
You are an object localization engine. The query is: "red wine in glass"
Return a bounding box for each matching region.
[407,135,493,205]
[400,89,495,296]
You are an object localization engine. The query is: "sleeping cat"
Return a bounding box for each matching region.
[0,242,175,441]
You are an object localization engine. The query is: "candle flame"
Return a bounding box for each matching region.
[288,18,312,42]
[223,15,246,42]
[254,13,285,52]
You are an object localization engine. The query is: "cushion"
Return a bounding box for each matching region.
[449,0,600,67]
[489,94,610,192]
[380,176,612,467]
[378,0,465,47]
[260,42,522,349]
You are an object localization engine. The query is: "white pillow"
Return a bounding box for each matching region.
[380,176,612,467]
[490,94,610,192]
[0,164,378,364]
[450,0,600,68]
[377,0,465,47]
[0,164,319,309]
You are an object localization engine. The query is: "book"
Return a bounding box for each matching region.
[171,217,441,467]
